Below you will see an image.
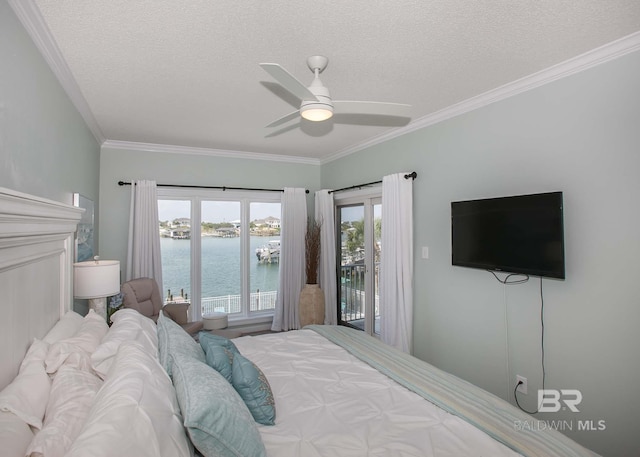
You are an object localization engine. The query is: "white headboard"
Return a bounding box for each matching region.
[0,187,83,390]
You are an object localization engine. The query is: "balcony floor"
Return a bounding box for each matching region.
[343,317,380,334]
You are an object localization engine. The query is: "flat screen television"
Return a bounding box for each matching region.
[451,192,565,279]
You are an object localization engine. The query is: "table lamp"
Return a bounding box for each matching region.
[73,257,120,319]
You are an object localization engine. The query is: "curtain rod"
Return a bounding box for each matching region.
[117,181,309,194]
[328,171,417,194]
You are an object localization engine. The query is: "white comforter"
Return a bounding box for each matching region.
[233,329,521,457]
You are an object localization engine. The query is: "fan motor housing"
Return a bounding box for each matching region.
[301,85,333,120]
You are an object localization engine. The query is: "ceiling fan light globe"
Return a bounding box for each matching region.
[301,106,333,122]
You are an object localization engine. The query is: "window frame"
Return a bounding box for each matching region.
[157,187,281,325]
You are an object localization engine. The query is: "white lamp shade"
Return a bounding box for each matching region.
[73,260,121,299]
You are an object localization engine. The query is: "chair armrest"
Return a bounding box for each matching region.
[163,303,190,325]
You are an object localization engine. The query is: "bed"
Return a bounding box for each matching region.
[0,186,599,457]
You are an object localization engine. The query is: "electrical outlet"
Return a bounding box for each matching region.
[516,375,527,395]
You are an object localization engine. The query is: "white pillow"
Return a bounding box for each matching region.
[42,311,84,344]
[91,308,158,379]
[19,339,50,371]
[0,411,34,457]
[45,310,109,374]
[0,361,51,429]
[66,342,192,457]
[26,365,102,457]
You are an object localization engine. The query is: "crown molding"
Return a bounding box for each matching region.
[102,140,321,165]
[8,0,105,145]
[323,31,640,164]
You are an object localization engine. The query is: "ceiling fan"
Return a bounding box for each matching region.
[259,56,411,128]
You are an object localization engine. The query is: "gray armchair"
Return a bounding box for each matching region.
[121,277,163,322]
[163,302,203,335]
[121,277,203,335]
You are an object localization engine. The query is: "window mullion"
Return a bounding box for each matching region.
[241,199,250,317]
[191,197,202,321]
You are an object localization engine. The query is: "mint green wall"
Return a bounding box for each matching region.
[322,51,640,456]
[6,0,638,451]
[98,147,320,269]
[0,2,100,207]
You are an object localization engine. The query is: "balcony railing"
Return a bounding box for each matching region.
[340,263,379,325]
[183,263,375,324]
[201,290,277,316]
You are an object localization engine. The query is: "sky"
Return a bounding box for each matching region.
[158,200,281,223]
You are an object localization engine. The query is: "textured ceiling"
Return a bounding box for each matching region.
[18,1,640,161]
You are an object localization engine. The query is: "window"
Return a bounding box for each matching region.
[335,190,382,336]
[158,189,281,324]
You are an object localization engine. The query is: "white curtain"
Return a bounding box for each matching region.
[126,180,163,290]
[380,173,413,353]
[315,190,337,325]
[271,188,307,331]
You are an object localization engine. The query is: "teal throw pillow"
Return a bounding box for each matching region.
[203,344,235,382]
[199,331,239,354]
[171,353,266,457]
[231,353,276,426]
[199,332,240,382]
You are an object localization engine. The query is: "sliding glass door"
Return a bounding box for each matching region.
[337,197,381,336]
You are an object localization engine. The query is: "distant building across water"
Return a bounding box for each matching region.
[159,216,281,239]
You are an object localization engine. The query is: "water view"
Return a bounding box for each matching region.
[157,198,282,315]
[161,236,280,309]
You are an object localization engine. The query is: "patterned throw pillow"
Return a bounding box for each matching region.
[230,352,276,426]
[199,332,239,382]
[203,344,235,382]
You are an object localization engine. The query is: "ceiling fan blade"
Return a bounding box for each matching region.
[259,63,318,102]
[265,110,300,128]
[333,101,411,118]
[265,122,301,138]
